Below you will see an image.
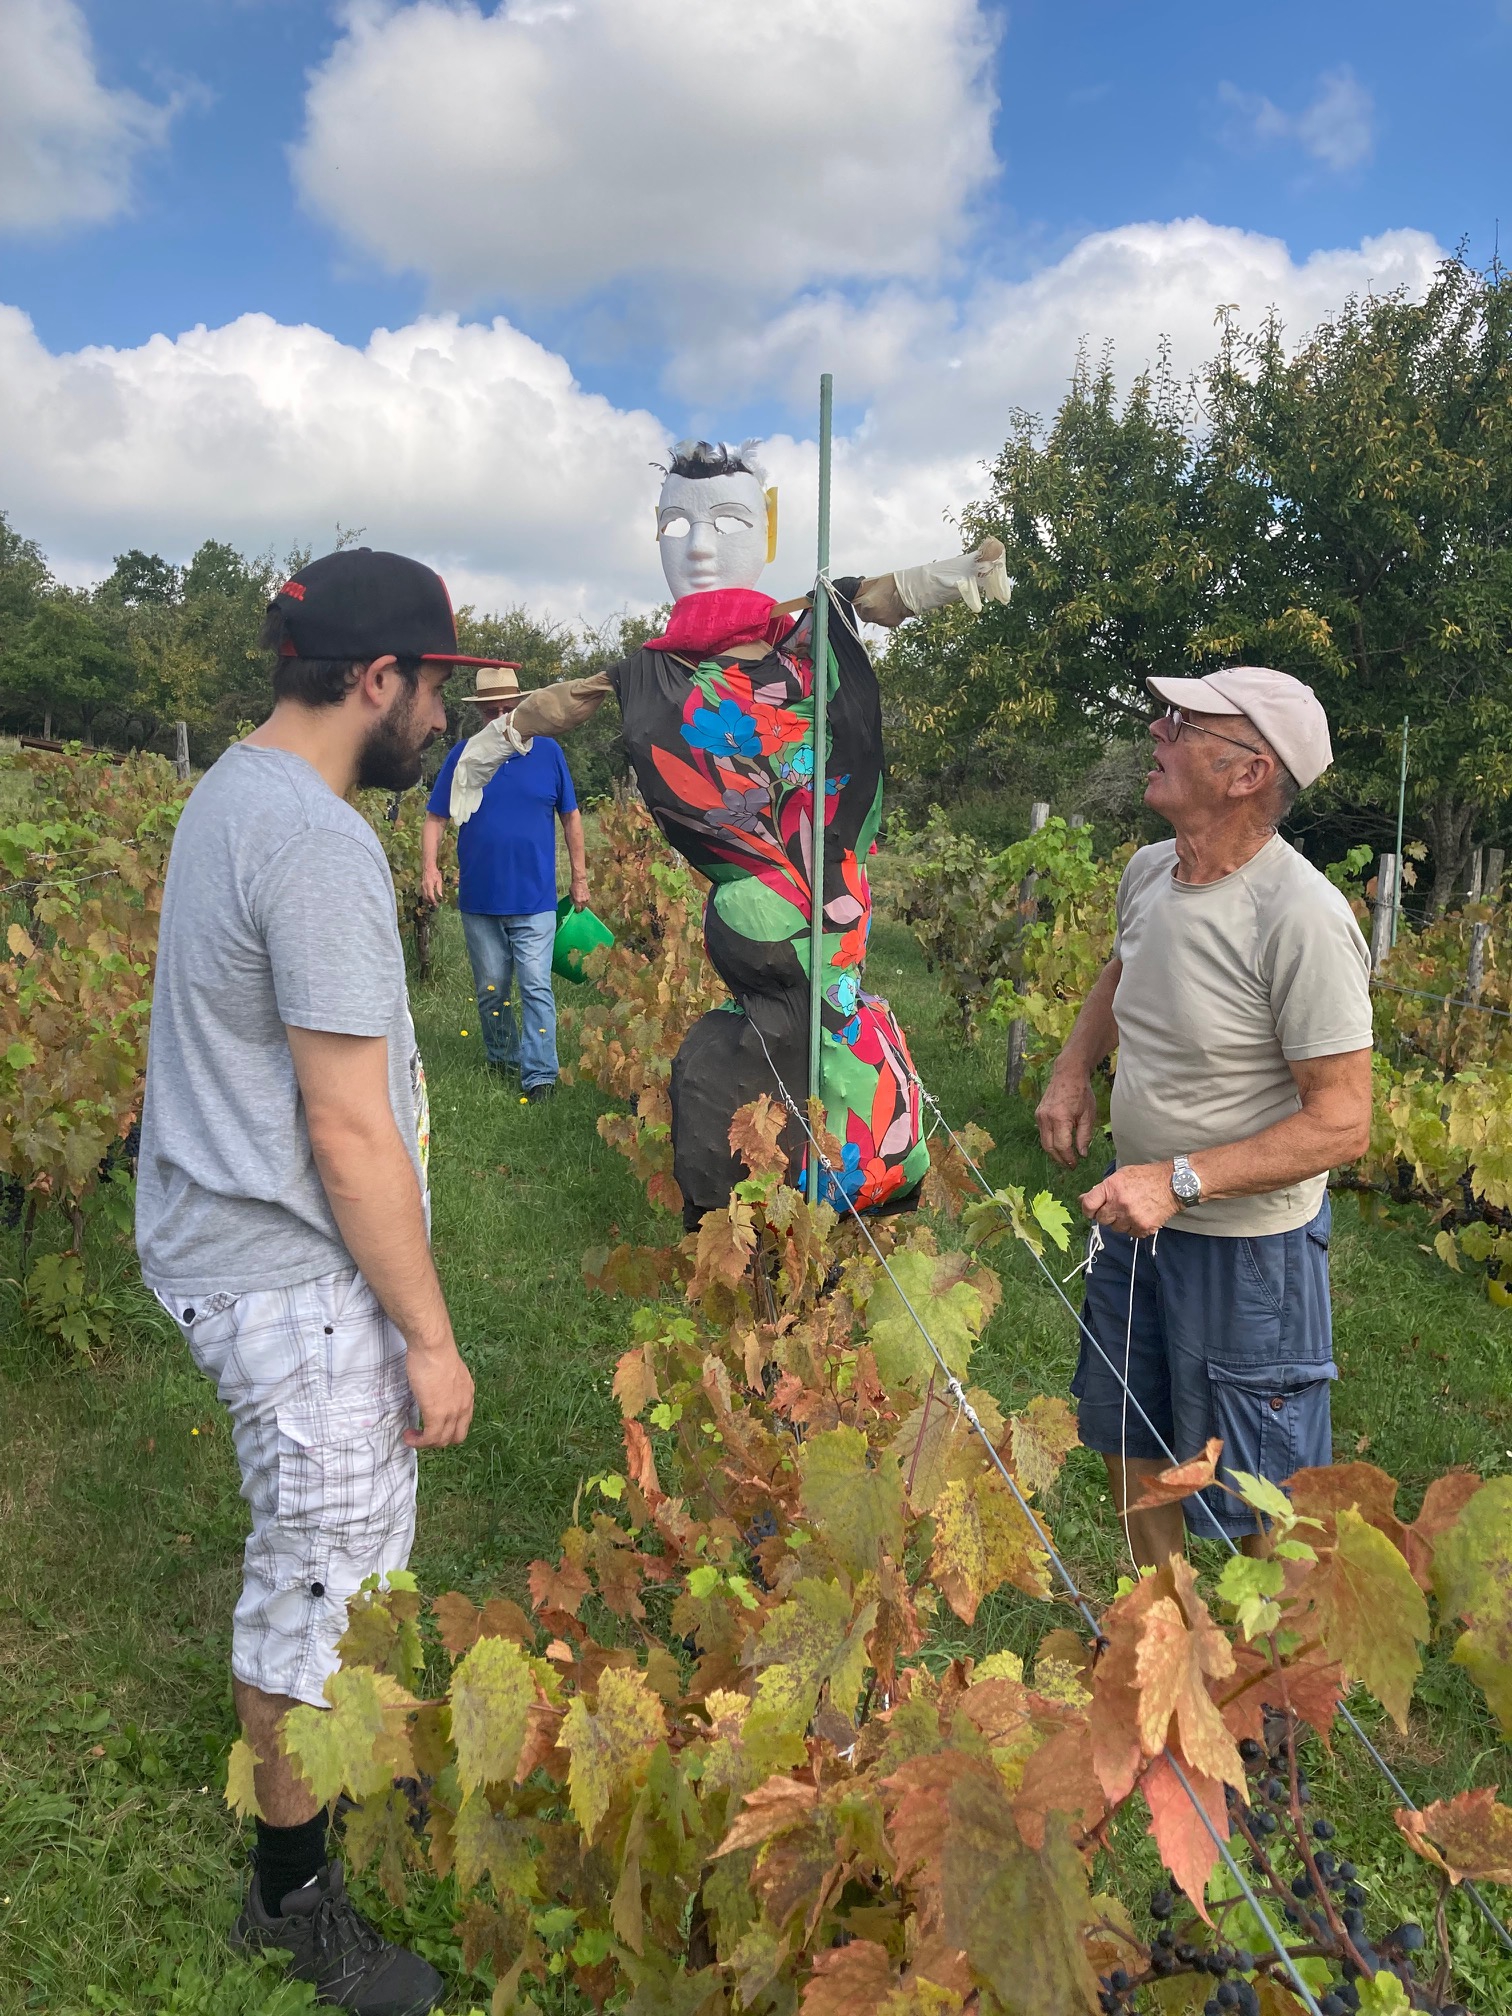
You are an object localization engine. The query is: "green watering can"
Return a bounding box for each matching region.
[552,897,615,982]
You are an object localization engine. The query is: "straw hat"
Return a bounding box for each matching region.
[460,664,522,704]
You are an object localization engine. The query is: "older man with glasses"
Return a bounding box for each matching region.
[1036,667,1373,1566]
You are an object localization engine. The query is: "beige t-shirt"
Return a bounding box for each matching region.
[1109,835,1372,1236]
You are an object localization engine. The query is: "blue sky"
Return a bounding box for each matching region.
[1,0,1507,618]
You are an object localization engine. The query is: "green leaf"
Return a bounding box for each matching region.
[452,1790,540,1897]
[1227,1470,1297,1525]
[753,1576,877,1725]
[1216,1554,1284,1640]
[281,1668,405,1805]
[864,1249,982,1389]
[1432,1476,1512,1736]
[1030,1189,1074,1252]
[560,1665,665,1841]
[4,1040,36,1071]
[1307,1507,1428,1730]
[686,1564,721,1600]
[1356,1971,1412,2016]
[450,1633,534,1794]
[798,1424,904,1579]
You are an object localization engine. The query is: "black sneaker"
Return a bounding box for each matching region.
[232,1859,443,2014]
[525,1083,556,1103]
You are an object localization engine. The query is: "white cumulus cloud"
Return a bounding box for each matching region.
[1219,66,1376,175]
[291,0,999,308]
[0,220,1446,626]
[0,0,175,234]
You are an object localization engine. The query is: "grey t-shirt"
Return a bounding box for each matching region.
[1110,834,1372,1237]
[136,744,429,1296]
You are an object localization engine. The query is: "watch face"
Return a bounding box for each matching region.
[1173,1163,1201,1202]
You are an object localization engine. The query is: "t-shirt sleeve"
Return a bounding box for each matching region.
[426,743,461,818]
[1111,860,1137,961]
[555,743,578,815]
[1266,890,1374,1060]
[253,829,405,1037]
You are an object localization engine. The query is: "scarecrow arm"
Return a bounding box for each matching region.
[850,536,1011,628]
[507,670,616,742]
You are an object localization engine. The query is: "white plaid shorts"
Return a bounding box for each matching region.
[158,1269,418,1707]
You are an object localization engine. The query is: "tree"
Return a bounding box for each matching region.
[0,592,136,743]
[1203,258,1512,908]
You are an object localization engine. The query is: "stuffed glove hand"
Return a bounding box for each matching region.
[893,537,1011,617]
[449,715,535,824]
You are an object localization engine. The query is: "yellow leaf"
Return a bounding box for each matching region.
[451,1633,534,1794]
[6,923,35,959]
[560,1665,665,1842]
[224,1737,263,1820]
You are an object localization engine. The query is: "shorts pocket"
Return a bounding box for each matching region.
[1207,1357,1336,1499]
[273,1399,415,1576]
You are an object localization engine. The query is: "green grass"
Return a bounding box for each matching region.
[1,910,1509,2013]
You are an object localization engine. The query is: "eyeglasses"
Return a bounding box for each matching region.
[1157,705,1261,758]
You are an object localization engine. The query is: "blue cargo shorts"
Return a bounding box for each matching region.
[1070,1193,1335,1540]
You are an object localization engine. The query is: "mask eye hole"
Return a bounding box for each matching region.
[713,511,751,535]
[659,513,691,539]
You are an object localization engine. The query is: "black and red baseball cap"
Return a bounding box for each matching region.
[266,548,519,668]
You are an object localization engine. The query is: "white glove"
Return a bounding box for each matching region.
[449,716,534,824]
[892,536,1011,617]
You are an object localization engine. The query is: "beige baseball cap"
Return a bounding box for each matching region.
[1146,666,1333,789]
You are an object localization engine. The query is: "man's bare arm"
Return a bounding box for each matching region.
[421,812,447,908]
[285,1025,473,1447]
[1036,958,1122,1168]
[561,807,589,908]
[1080,1048,1373,1236]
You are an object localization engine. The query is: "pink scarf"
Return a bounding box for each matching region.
[644,588,798,659]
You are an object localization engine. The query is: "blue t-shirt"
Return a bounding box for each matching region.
[427,736,577,917]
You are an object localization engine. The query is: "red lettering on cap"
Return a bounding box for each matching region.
[281,581,307,600]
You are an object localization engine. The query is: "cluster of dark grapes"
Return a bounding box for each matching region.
[1,1176,24,1230]
[1097,1717,1469,2016]
[98,1118,141,1179]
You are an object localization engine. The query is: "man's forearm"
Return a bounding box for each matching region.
[309,1116,452,1353]
[1188,1110,1364,1203]
[421,813,445,872]
[562,810,586,881]
[1052,959,1121,1079]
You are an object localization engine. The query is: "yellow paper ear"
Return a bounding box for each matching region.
[765,486,778,563]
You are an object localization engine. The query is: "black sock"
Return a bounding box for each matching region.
[255,1812,328,1915]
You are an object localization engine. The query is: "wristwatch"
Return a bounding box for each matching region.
[1171,1154,1202,1209]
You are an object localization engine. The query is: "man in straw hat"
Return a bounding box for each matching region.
[1036,667,1373,1568]
[421,662,589,1101]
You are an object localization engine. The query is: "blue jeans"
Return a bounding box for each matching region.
[460,911,559,1088]
[1071,1195,1335,1540]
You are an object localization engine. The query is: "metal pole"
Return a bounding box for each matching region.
[1391,715,1408,945]
[806,373,834,1204]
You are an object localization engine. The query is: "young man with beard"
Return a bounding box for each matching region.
[136,549,514,2013]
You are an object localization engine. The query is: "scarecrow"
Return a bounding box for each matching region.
[452,440,1009,1222]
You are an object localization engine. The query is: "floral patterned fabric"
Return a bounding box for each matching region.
[606,582,928,1222]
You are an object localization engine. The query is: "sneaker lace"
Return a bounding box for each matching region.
[309,1882,385,1973]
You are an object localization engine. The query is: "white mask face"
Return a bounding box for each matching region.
[657,470,770,600]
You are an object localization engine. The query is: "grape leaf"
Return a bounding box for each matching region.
[1216,1554,1284,1641]
[864,1250,982,1390]
[7,923,35,958]
[560,1665,666,1842]
[1394,1786,1512,1886]
[1355,1974,1411,2016]
[690,1197,758,1297]
[1009,1395,1080,1499]
[1431,1476,1512,1736]
[1125,1439,1223,1514]
[341,1784,420,1907]
[1402,1469,1483,1591]
[452,1788,540,1896]
[613,1346,660,1419]
[432,1590,483,1658]
[528,1552,591,1620]
[800,1938,893,2012]
[716,1777,821,1858]
[940,1768,1101,2015]
[930,1470,1051,1623]
[1030,1189,1074,1253]
[1286,1463,1406,1553]
[450,1633,534,1793]
[1304,1507,1427,1731]
[755,1577,878,1724]
[1133,1563,1243,1790]
[1141,1751,1228,1924]
[224,1736,263,1821]
[799,1424,905,1579]
[729,1094,790,1180]
[281,1666,414,1805]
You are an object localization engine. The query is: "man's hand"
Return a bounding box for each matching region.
[1037,1070,1099,1169]
[404,1339,475,1448]
[1080,1162,1180,1238]
[420,864,445,908]
[570,870,590,911]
